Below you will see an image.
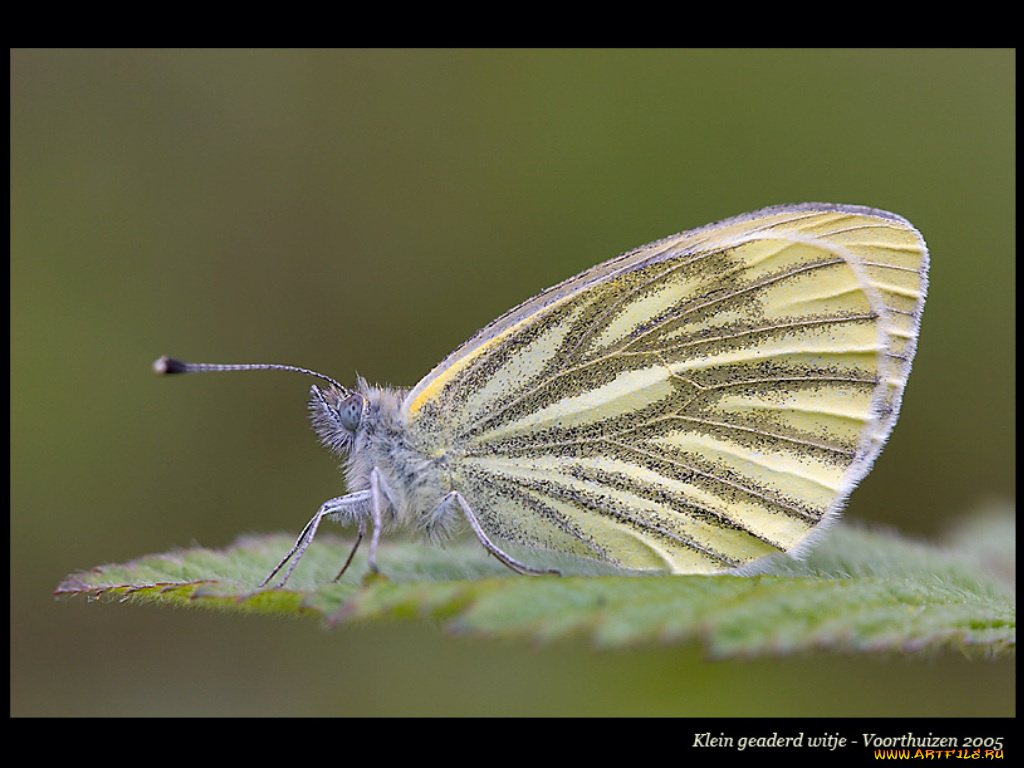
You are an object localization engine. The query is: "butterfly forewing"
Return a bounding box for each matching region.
[404,204,928,573]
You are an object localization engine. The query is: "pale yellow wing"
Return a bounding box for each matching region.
[404,204,928,573]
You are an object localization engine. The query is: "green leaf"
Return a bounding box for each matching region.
[55,512,1015,658]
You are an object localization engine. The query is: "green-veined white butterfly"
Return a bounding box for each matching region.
[156,202,928,586]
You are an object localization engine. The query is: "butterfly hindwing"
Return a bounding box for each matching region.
[404,204,928,573]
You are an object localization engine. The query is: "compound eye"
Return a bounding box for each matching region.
[337,393,364,432]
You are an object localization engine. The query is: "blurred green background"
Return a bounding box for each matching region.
[12,49,1014,716]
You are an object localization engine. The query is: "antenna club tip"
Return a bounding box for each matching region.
[153,356,188,375]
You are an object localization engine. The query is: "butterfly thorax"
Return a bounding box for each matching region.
[317,381,455,537]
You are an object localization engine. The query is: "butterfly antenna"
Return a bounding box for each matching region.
[153,356,347,392]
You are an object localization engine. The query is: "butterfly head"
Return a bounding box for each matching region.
[309,384,364,456]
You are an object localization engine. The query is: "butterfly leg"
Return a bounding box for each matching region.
[260,489,372,588]
[366,467,388,574]
[332,518,365,582]
[449,492,560,576]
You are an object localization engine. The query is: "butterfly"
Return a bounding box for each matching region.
[156,203,928,586]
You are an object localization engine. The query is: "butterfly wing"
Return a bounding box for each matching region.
[404,204,929,573]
